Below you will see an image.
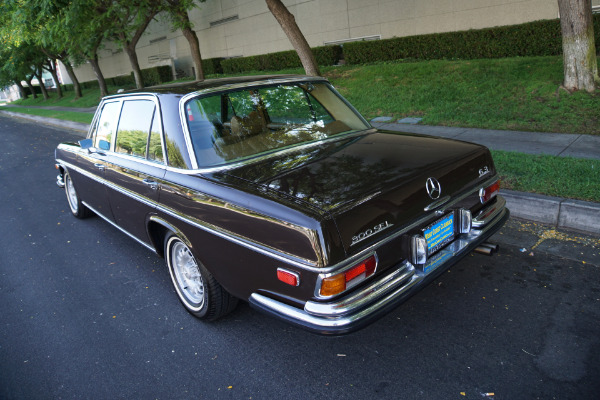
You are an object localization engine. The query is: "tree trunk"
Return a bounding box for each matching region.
[43,60,63,98]
[118,11,156,89]
[87,54,109,97]
[265,0,320,76]
[558,0,598,92]
[62,60,83,98]
[14,80,27,99]
[181,25,204,80]
[124,42,144,89]
[33,70,50,100]
[25,75,38,99]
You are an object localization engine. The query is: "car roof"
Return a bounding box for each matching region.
[111,74,329,97]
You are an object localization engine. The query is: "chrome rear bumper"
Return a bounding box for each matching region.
[250,197,509,335]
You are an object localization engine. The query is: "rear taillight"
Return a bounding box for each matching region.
[479,180,500,204]
[319,255,377,297]
[459,208,472,234]
[411,235,427,265]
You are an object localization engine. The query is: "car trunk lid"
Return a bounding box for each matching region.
[221,130,495,257]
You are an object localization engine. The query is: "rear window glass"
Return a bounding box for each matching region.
[184,82,368,168]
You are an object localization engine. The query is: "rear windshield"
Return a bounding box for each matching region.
[183,82,369,168]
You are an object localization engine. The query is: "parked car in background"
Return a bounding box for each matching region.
[55,75,509,334]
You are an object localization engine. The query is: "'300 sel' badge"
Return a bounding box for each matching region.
[351,221,393,246]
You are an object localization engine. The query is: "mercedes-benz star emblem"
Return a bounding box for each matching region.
[426,177,442,200]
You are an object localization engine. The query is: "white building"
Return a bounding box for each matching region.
[61,0,600,83]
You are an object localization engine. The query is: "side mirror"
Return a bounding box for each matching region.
[79,139,93,149]
[79,138,107,156]
[98,140,110,151]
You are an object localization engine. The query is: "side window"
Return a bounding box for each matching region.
[93,101,121,150]
[147,111,164,163]
[115,100,155,158]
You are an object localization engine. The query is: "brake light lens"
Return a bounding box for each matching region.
[319,255,377,297]
[479,180,500,204]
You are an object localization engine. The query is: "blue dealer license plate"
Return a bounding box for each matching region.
[423,213,455,254]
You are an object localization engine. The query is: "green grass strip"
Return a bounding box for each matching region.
[0,106,94,124]
[492,150,600,203]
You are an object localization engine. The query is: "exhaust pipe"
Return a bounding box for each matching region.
[474,242,499,256]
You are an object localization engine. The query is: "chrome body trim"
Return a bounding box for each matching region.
[57,159,158,209]
[56,174,65,188]
[156,203,319,270]
[317,175,500,275]
[81,201,156,253]
[59,147,500,275]
[424,195,451,211]
[56,157,322,271]
[472,195,506,228]
[250,206,508,334]
[306,261,415,316]
[85,95,168,167]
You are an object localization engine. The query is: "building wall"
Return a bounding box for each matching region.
[72,0,561,82]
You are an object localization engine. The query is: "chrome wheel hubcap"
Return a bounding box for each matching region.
[66,176,79,213]
[171,241,204,305]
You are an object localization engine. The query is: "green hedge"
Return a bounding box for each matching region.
[134,65,173,86]
[221,45,342,74]
[344,15,600,64]
[111,74,135,87]
[202,57,224,75]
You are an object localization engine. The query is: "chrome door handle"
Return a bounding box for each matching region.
[94,163,105,171]
[142,179,158,190]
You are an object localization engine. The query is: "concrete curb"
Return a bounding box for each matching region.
[502,190,600,235]
[1,110,598,236]
[0,110,89,135]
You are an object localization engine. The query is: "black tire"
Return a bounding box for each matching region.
[165,234,238,320]
[64,171,92,219]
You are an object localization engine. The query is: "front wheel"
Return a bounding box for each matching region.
[64,171,91,219]
[165,234,237,320]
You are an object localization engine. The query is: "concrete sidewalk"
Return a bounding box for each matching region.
[1,110,598,236]
[372,121,600,160]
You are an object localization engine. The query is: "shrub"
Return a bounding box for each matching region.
[80,80,100,90]
[221,45,342,74]
[344,15,600,64]
[202,57,224,75]
[111,74,135,87]
[134,65,173,86]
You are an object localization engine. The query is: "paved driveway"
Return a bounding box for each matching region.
[1,115,598,399]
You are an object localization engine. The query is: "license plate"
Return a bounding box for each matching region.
[423,213,455,254]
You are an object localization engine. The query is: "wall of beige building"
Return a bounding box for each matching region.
[70,0,566,83]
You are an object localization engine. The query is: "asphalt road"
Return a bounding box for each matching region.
[1,115,599,400]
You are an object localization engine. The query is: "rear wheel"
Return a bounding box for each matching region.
[64,171,91,219]
[165,234,237,320]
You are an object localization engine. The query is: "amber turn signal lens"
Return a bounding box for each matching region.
[319,255,378,296]
[320,274,346,297]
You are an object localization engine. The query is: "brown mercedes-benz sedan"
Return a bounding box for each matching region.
[55,75,509,334]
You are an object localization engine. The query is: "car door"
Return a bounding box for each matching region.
[74,100,121,221]
[103,97,167,245]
